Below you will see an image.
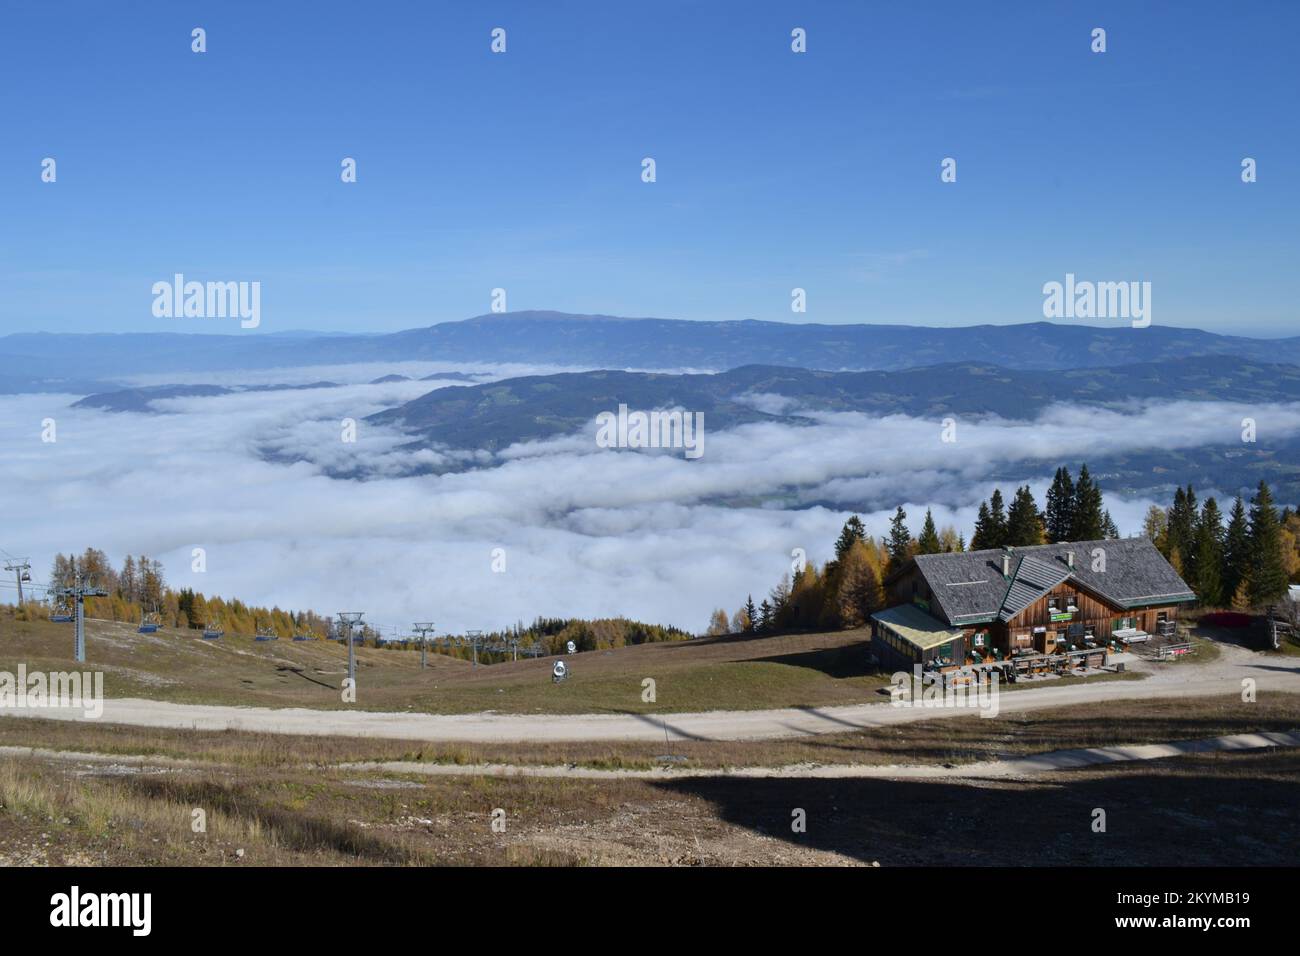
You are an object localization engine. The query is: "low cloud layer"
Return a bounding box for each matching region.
[4,369,1295,635]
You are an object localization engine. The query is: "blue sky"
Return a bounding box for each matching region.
[1,0,1296,336]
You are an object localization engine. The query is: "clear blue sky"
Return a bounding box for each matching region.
[1,0,1296,336]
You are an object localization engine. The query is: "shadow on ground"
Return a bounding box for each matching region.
[653,749,1300,866]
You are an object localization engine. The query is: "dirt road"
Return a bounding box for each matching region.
[7,728,1298,782]
[3,642,1296,743]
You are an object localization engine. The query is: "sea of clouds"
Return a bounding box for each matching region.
[5,364,1299,635]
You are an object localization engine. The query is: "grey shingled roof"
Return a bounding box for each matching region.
[905,537,1195,626]
[998,554,1072,621]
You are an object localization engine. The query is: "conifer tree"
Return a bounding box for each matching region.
[1222,496,1250,603]
[1006,485,1045,546]
[1247,481,1288,606]
[1191,497,1225,606]
[988,489,1008,546]
[1070,464,1105,540]
[1167,485,1198,567]
[1044,466,1076,543]
[886,506,912,575]
[917,509,941,554]
[970,501,994,551]
[972,491,1009,550]
[834,515,867,561]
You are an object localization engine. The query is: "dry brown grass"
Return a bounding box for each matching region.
[0,609,891,715]
[3,692,1298,772]
[4,741,1298,867]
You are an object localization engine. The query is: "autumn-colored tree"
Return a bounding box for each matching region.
[836,540,882,628]
[1143,505,1168,552]
[706,608,730,636]
[937,525,963,553]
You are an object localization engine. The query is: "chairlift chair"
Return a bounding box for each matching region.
[50,601,74,623]
[255,627,278,642]
[138,609,161,634]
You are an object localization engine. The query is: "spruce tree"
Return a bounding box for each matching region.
[1044,467,1076,543]
[1247,481,1288,606]
[768,574,792,631]
[743,595,757,633]
[886,506,912,574]
[1191,497,1225,606]
[1070,464,1105,540]
[1006,485,1045,546]
[970,502,994,551]
[917,509,941,554]
[1167,485,1198,567]
[1101,510,1119,539]
[833,515,866,561]
[987,489,1008,548]
[1222,496,1250,602]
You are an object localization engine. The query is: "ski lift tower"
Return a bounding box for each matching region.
[4,560,31,606]
[466,629,483,667]
[58,575,108,663]
[412,622,435,669]
[337,611,365,688]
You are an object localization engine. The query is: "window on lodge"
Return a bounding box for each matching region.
[1047,593,1079,613]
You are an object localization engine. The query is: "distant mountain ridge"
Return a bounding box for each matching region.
[366,354,1300,502]
[368,355,1300,452]
[5,311,1300,383]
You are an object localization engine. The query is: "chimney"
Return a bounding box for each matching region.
[1066,551,1075,569]
[1001,548,1012,578]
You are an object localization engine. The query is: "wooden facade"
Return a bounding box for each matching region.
[885,565,1184,663]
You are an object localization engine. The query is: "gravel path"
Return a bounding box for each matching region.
[2,642,1295,743]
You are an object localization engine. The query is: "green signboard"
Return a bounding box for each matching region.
[1050,611,1073,622]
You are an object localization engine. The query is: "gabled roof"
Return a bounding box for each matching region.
[899,537,1196,626]
[998,554,1072,621]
